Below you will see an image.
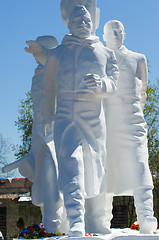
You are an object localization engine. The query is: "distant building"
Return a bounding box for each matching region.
[0,178,41,240]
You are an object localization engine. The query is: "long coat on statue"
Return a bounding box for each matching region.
[105,45,153,195]
[40,34,119,198]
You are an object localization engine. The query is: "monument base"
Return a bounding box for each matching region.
[14,228,159,240]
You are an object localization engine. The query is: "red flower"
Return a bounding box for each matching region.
[131,224,136,230]
[131,223,140,231]
[28,227,34,233]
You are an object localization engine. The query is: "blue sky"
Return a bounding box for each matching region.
[0,0,159,170]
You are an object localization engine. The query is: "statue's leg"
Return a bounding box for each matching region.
[134,187,157,234]
[85,192,113,234]
[62,146,85,237]
[41,149,66,233]
[55,122,85,237]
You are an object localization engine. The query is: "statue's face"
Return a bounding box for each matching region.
[103,21,125,50]
[68,7,92,39]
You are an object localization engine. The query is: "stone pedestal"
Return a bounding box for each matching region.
[14,228,159,240]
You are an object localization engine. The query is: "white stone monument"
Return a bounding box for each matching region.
[3,1,119,237]
[2,2,158,239]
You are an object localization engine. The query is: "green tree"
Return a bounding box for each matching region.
[144,79,159,224]
[14,91,33,159]
[144,79,159,175]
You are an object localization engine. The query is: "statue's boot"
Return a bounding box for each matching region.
[63,179,85,237]
[41,198,63,233]
[134,187,157,234]
[85,192,113,234]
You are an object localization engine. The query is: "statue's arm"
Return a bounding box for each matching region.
[40,55,57,136]
[101,50,119,97]
[84,50,119,98]
[25,41,49,65]
[137,55,148,110]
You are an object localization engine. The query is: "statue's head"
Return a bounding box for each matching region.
[103,20,126,50]
[68,5,92,39]
[60,0,99,35]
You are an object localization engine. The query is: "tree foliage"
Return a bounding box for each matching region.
[143,79,159,223]
[144,79,159,175]
[14,91,33,159]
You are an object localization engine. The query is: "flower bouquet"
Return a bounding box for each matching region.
[130,222,140,231]
[18,224,65,239]
[17,224,97,239]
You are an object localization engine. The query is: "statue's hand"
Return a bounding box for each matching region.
[84,74,102,93]
[25,40,42,54]
[25,41,47,64]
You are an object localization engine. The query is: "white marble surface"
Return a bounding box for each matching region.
[14,228,159,240]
